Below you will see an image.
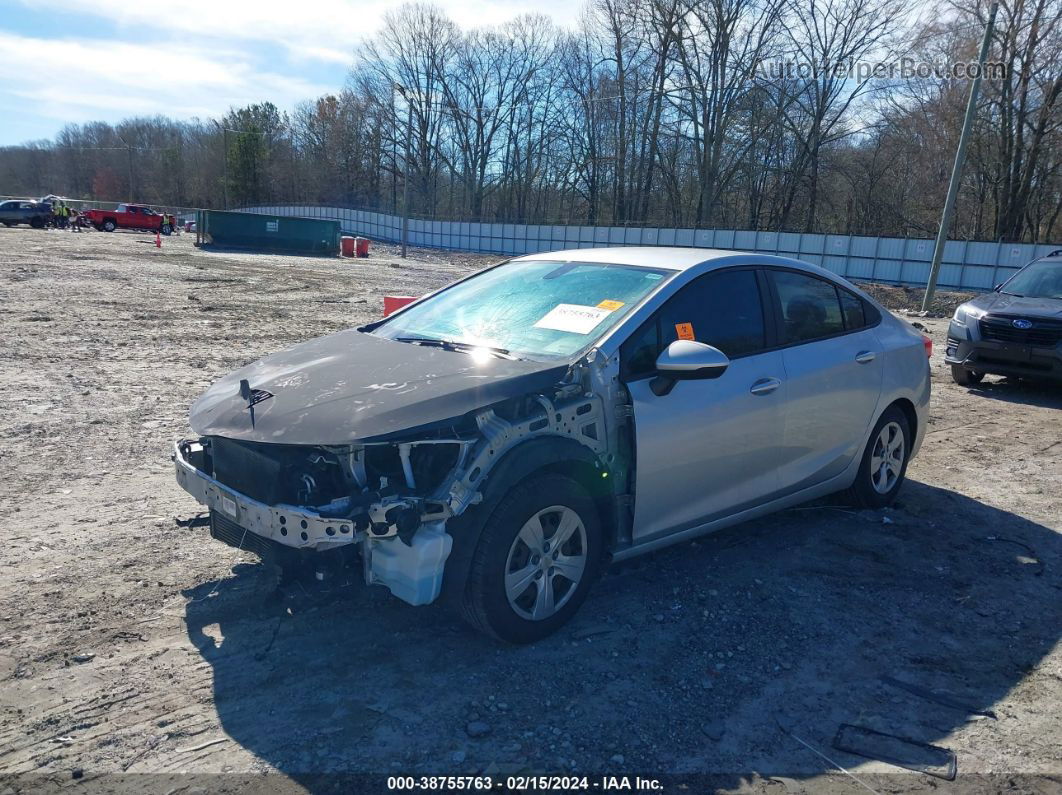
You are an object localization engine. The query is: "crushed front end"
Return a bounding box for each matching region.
[173,431,468,604]
[173,379,617,606]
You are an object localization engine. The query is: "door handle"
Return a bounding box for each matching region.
[750,377,781,396]
[855,351,876,364]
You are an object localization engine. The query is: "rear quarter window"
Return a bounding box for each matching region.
[839,290,866,329]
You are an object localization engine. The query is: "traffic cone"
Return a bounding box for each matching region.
[155,230,162,248]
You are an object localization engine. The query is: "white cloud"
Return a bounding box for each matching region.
[284,43,355,66]
[19,0,584,62]
[0,32,331,125]
[1,0,586,141]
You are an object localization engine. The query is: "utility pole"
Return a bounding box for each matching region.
[222,127,230,209]
[212,120,229,209]
[127,147,135,199]
[289,127,297,201]
[119,139,135,200]
[922,1,999,312]
[221,127,228,209]
[395,83,412,259]
[128,147,135,200]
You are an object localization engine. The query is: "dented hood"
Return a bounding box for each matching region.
[189,329,569,445]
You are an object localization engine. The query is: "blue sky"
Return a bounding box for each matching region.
[0,0,582,145]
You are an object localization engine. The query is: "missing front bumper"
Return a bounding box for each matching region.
[173,439,453,605]
[173,440,363,551]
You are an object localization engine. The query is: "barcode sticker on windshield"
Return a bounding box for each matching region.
[535,304,614,334]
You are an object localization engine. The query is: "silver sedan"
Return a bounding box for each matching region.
[176,247,932,642]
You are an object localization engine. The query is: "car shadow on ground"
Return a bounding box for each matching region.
[183,480,1060,791]
[964,376,1062,408]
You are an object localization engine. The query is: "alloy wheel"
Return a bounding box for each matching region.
[870,421,905,494]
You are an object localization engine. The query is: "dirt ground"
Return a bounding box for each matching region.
[0,226,1059,794]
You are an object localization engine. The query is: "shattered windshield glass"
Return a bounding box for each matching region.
[370,259,674,359]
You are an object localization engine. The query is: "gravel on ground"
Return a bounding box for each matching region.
[1,227,1059,793]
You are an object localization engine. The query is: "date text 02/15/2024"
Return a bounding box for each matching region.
[386,775,664,791]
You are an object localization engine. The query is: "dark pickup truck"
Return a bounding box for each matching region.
[0,199,50,228]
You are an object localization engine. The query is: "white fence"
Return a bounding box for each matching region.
[240,205,1061,292]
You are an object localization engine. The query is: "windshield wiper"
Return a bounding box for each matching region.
[395,337,518,360]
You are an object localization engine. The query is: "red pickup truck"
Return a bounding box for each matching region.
[83,203,176,235]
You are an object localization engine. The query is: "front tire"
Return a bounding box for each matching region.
[161,223,172,236]
[951,365,984,386]
[844,406,911,509]
[102,219,116,232]
[462,473,602,643]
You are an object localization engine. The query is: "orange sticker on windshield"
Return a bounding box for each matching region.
[597,299,624,311]
[675,322,695,340]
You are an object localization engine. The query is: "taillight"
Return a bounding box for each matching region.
[922,334,933,358]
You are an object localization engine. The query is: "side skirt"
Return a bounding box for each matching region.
[611,465,859,562]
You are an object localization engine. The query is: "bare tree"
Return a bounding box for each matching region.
[1,0,1059,245]
[775,0,905,230]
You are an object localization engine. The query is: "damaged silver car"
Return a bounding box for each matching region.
[175,247,931,642]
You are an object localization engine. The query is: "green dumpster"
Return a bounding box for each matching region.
[195,210,340,256]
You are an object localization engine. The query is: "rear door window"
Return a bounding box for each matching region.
[622,268,767,379]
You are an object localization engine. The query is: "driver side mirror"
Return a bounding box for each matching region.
[993,283,1003,292]
[650,340,730,396]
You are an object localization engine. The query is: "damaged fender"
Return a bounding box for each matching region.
[173,346,629,607]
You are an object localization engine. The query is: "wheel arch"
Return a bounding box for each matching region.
[885,397,918,442]
[440,435,616,606]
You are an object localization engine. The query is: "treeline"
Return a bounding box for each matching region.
[1,0,1060,242]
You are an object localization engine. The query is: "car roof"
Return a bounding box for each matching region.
[506,245,883,305]
[510,245,830,274]
[511,246,740,270]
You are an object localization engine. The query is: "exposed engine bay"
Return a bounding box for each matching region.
[173,349,630,606]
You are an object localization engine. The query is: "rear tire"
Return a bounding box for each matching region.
[951,365,984,386]
[843,405,911,509]
[461,473,602,644]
